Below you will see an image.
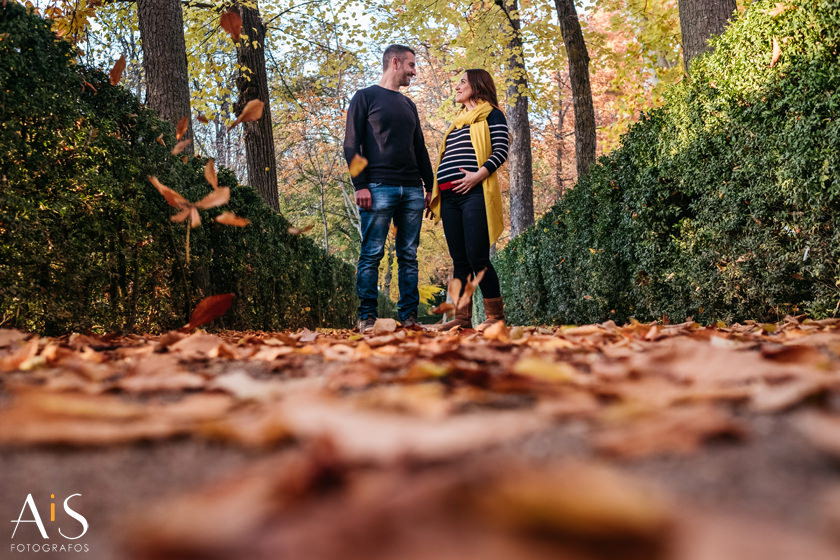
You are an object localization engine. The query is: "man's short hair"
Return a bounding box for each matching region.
[382,44,415,71]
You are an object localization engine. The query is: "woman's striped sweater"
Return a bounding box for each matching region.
[435,107,509,187]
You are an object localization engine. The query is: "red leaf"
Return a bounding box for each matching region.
[220,10,242,43]
[109,54,126,86]
[188,294,235,330]
[176,116,189,140]
[228,99,264,131]
[197,114,209,124]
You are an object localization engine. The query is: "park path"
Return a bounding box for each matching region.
[1,318,840,559]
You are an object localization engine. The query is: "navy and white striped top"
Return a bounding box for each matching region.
[436,107,509,186]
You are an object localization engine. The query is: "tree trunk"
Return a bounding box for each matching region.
[235,2,280,211]
[137,0,194,154]
[678,0,737,73]
[498,0,534,239]
[555,0,596,179]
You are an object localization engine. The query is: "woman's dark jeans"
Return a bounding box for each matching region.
[440,187,501,299]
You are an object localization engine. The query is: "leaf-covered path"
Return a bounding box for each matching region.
[2,319,840,559]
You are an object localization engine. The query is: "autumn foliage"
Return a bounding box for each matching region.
[497,0,840,326]
[0,4,355,334]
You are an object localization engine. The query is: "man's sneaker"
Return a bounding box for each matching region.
[401,315,423,330]
[356,316,376,334]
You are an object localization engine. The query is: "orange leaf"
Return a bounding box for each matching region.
[170,207,191,223]
[195,186,230,210]
[189,207,201,228]
[181,155,189,164]
[349,154,368,178]
[215,212,251,227]
[288,225,314,235]
[471,268,487,287]
[188,294,235,330]
[149,176,189,208]
[176,116,189,140]
[458,277,477,310]
[109,54,126,86]
[197,114,209,124]
[767,3,792,17]
[430,302,455,315]
[447,277,463,308]
[228,99,264,131]
[81,79,97,94]
[156,134,165,147]
[204,159,218,190]
[220,10,242,43]
[171,139,192,155]
[770,37,781,67]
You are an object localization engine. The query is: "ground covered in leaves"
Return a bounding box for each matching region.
[2,318,840,559]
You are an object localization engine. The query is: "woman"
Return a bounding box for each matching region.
[428,69,509,331]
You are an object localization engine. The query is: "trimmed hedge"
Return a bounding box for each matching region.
[0,4,355,334]
[496,0,840,325]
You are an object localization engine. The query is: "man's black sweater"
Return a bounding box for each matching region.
[343,85,434,192]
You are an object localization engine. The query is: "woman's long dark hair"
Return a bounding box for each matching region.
[464,69,499,108]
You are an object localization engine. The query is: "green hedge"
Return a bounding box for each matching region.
[0,4,355,334]
[496,0,840,325]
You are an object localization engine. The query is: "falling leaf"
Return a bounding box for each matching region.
[215,212,251,227]
[288,225,314,235]
[81,79,97,94]
[195,187,230,210]
[771,37,781,67]
[149,176,189,208]
[170,207,191,224]
[197,114,209,124]
[171,139,192,155]
[430,302,455,315]
[109,54,126,86]
[181,156,189,164]
[204,159,218,190]
[373,318,398,334]
[228,99,264,131]
[220,10,242,43]
[176,116,189,140]
[188,294,235,331]
[447,277,463,308]
[767,2,792,17]
[349,154,368,178]
[156,134,165,147]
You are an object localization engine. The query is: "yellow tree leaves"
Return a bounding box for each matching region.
[349,154,368,178]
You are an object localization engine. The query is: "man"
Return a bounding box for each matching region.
[344,45,434,333]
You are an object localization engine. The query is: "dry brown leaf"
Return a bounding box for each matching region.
[155,133,165,147]
[482,320,510,342]
[349,154,368,178]
[189,206,201,228]
[197,114,209,124]
[430,302,455,315]
[767,2,792,17]
[220,9,242,43]
[181,155,189,164]
[215,211,251,227]
[447,277,463,308]
[0,329,28,348]
[195,186,230,210]
[204,158,218,189]
[228,99,264,130]
[187,294,235,331]
[288,224,314,235]
[109,54,126,86]
[373,318,398,334]
[149,176,189,208]
[795,411,840,459]
[171,138,192,155]
[0,337,40,372]
[176,116,189,140]
[771,36,782,67]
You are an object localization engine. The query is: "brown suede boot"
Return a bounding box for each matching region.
[477,297,505,331]
[435,303,472,331]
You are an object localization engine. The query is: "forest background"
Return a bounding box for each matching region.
[36,0,711,311]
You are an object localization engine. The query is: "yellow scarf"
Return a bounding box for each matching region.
[428,101,504,246]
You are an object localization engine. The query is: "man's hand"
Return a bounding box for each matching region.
[424,191,434,219]
[356,188,372,211]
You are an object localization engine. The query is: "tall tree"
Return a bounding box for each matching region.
[137,0,194,153]
[554,0,595,178]
[496,0,535,239]
[678,0,737,72]
[235,2,280,210]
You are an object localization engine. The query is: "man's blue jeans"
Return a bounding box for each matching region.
[357,184,425,322]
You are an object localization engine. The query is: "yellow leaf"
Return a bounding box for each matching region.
[513,357,577,383]
[349,154,368,178]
